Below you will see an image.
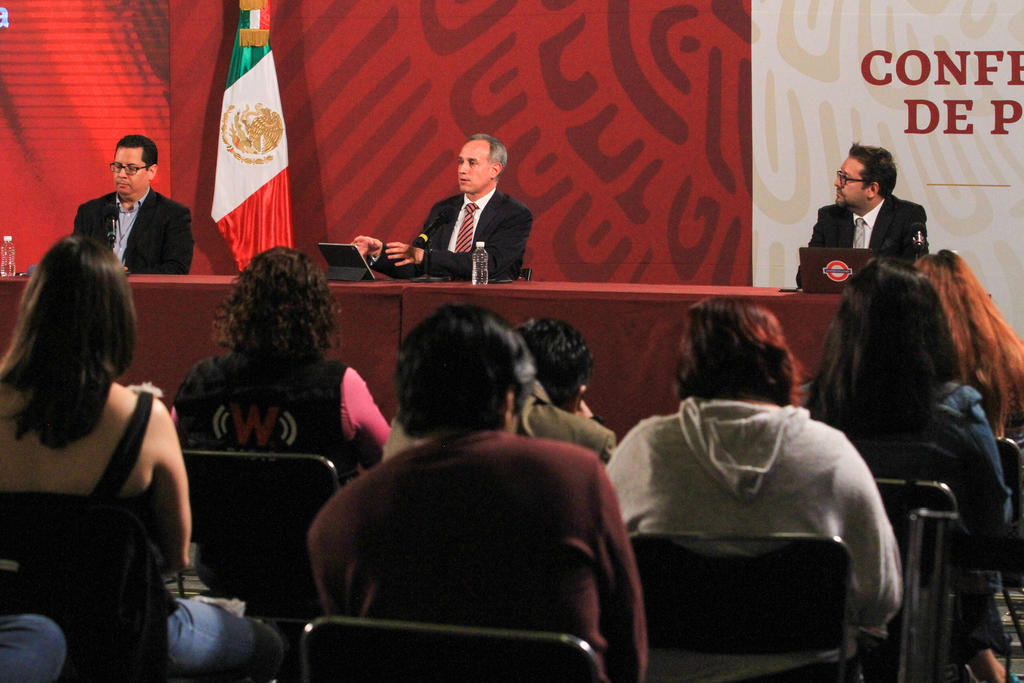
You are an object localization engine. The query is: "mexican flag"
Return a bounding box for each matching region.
[212,0,293,271]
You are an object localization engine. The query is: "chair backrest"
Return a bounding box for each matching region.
[899,508,959,683]
[854,438,966,494]
[300,616,600,683]
[629,533,850,666]
[997,437,1023,536]
[873,478,958,546]
[868,479,959,683]
[182,449,339,611]
[0,493,168,681]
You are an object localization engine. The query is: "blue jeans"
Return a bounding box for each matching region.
[167,599,283,681]
[0,614,66,682]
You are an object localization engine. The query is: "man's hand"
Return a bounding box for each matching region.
[352,236,383,259]
[385,242,423,266]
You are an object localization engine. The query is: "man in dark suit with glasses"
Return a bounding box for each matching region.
[73,134,194,274]
[797,142,928,287]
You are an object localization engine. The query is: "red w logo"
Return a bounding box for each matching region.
[230,403,280,446]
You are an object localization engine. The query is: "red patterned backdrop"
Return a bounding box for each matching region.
[1,1,751,283]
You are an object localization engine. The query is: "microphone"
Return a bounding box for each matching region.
[911,222,928,258]
[411,207,455,283]
[102,203,118,250]
[413,207,454,248]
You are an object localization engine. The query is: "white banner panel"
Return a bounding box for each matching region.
[753,1,1024,332]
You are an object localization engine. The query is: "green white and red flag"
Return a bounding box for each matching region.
[212,0,292,270]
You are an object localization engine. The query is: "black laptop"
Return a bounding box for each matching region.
[798,247,874,293]
[317,243,374,281]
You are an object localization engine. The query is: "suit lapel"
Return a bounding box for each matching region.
[836,211,855,247]
[124,191,158,264]
[473,191,504,241]
[868,198,895,250]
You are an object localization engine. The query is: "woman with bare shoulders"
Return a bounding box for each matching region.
[0,235,282,680]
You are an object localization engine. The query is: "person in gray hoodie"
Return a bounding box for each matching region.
[607,296,901,682]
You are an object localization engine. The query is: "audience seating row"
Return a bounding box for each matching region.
[175,443,1023,682]
[1,442,1017,680]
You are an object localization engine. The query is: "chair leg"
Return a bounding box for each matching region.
[1003,586,1024,676]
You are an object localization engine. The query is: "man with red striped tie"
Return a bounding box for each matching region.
[353,134,533,282]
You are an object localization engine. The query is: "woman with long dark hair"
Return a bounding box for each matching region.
[808,257,1012,683]
[0,235,282,679]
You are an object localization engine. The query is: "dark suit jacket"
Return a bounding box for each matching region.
[798,194,927,287]
[809,194,927,256]
[373,190,532,282]
[73,191,194,274]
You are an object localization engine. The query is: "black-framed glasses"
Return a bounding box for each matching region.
[835,170,867,187]
[109,162,152,176]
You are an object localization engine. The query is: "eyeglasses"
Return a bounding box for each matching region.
[109,162,152,176]
[835,170,867,187]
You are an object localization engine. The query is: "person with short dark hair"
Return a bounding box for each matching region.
[73,134,194,274]
[608,297,900,681]
[807,257,1012,683]
[0,235,282,680]
[352,134,532,282]
[308,303,647,683]
[516,318,616,462]
[798,142,927,286]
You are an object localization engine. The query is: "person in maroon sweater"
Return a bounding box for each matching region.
[307,303,647,683]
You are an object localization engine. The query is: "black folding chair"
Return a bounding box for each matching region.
[182,449,340,619]
[630,532,852,682]
[300,616,600,682]
[871,478,960,683]
[0,493,168,681]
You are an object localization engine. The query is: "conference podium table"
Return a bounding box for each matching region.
[0,276,841,441]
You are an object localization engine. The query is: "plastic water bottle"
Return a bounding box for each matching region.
[0,236,14,277]
[471,242,488,285]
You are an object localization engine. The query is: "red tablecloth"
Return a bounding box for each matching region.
[0,277,840,440]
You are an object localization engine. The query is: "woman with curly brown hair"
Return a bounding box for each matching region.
[917,249,1024,443]
[173,247,389,599]
[174,247,388,473]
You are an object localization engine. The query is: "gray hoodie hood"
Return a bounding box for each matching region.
[677,397,810,502]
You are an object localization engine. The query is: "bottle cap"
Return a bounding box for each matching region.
[475,241,484,248]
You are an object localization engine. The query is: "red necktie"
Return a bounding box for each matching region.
[454,203,478,253]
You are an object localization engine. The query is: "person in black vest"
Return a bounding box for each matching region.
[174,247,389,475]
[173,247,389,595]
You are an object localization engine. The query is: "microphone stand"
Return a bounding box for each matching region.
[412,244,452,283]
[911,222,928,260]
[411,208,454,283]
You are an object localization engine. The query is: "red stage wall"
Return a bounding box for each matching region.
[2,1,751,284]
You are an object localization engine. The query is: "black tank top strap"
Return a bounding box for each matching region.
[91,391,154,499]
